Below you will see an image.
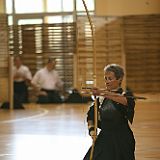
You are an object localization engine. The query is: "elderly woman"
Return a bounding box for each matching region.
[83,64,135,160]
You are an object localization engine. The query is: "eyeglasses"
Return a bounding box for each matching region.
[104,76,117,82]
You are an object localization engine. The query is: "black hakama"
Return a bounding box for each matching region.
[83,88,135,160]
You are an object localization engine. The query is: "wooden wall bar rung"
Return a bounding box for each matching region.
[76,15,160,93]
[8,22,76,92]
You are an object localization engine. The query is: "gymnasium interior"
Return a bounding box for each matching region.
[0,0,160,160]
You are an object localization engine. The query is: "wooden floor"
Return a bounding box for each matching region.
[0,93,160,160]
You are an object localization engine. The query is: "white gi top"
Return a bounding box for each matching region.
[31,67,63,90]
[13,65,32,82]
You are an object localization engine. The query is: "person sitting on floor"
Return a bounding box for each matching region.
[31,57,63,104]
[1,55,32,109]
[13,55,32,104]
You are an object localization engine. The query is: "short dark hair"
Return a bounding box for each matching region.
[47,57,56,64]
[104,64,124,80]
[14,55,23,62]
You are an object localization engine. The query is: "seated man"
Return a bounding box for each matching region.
[31,57,63,103]
[1,55,31,109]
[13,55,32,104]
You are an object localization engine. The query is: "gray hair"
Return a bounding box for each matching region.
[104,64,124,80]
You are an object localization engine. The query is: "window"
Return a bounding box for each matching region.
[6,0,95,14]
[47,0,74,12]
[8,15,13,25]
[18,19,43,25]
[46,16,63,23]
[63,0,74,12]
[76,0,94,12]
[15,0,43,13]
[47,0,94,13]
[47,0,62,12]
[6,0,12,14]
[46,15,73,24]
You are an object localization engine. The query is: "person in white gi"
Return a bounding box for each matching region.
[31,57,63,103]
[13,55,32,104]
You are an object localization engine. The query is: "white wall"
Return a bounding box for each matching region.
[96,0,160,16]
